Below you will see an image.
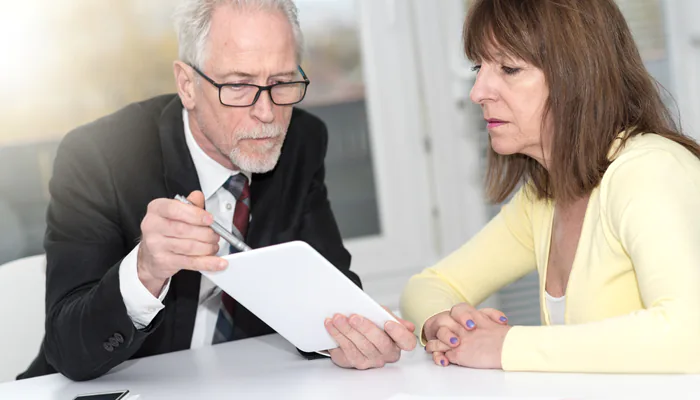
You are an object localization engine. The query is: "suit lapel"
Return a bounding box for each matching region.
[157,96,202,351]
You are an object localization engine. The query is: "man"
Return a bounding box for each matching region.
[18,0,415,381]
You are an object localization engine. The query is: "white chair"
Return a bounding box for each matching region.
[0,254,46,383]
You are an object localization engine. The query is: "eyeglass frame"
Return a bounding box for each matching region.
[190,64,310,108]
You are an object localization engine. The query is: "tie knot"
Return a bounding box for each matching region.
[223,174,249,202]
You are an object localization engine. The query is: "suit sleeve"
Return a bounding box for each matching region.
[42,131,164,381]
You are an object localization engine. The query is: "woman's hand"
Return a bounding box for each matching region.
[423,303,509,367]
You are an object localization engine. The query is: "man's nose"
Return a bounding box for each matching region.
[251,89,275,124]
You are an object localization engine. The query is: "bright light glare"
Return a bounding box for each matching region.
[0,2,45,94]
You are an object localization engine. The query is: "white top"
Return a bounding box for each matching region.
[118,108,251,348]
[545,291,566,325]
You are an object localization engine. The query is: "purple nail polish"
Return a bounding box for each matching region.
[440,359,446,366]
[466,319,475,329]
[500,316,508,322]
[450,337,458,344]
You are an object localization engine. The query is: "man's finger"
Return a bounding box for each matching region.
[328,347,351,369]
[385,321,417,351]
[397,317,415,333]
[349,315,396,356]
[174,255,228,272]
[332,315,382,364]
[167,238,220,257]
[325,318,365,366]
[159,219,220,243]
[381,306,416,333]
[187,190,206,209]
[150,198,213,226]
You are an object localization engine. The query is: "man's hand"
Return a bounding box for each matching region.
[137,191,227,296]
[423,303,509,367]
[324,307,417,370]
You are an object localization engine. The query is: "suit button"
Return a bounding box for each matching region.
[108,337,119,347]
[103,342,114,352]
[114,333,124,344]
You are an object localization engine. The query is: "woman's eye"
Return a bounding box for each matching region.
[471,65,481,72]
[502,66,521,75]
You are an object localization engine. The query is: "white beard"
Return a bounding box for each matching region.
[229,124,286,173]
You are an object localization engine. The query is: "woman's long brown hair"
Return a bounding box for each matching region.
[464,0,700,204]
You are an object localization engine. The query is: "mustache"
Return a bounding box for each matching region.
[235,124,285,140]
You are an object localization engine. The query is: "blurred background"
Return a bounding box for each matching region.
[0,0,698,382]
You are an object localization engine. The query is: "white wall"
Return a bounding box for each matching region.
[666,0,700,140]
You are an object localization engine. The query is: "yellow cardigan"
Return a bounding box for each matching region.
[400,133,700,373]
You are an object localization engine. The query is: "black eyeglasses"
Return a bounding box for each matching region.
[190,65,310,107]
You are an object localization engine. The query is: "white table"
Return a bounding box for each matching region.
[1,334,698,399]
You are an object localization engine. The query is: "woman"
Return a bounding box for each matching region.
[400,0,700,374]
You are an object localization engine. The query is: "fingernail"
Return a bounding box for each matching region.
[440,359,446,366]
[450,337,458,345]
[466,319,475,329]
[218,260,228,268]
[500,316,508,322]
[349,315,363,326]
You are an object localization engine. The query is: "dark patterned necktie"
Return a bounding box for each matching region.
[212,174,250,344]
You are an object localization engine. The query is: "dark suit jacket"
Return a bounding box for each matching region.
[18,94,360,381]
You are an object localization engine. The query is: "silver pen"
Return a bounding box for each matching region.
[174,194,253,252]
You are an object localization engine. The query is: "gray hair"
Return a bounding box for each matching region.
[174,0,304,69]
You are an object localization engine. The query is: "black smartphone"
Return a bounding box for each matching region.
[73,390,130,400]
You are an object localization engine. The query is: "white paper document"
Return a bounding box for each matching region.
[202,240,397,353]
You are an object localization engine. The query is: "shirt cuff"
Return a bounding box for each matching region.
[119,243,171,329]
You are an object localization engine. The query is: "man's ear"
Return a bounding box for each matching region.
[174,61,196,109]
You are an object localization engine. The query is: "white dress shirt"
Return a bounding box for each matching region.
[119,108,251,349]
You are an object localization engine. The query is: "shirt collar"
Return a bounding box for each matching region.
[182,108,251,200]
